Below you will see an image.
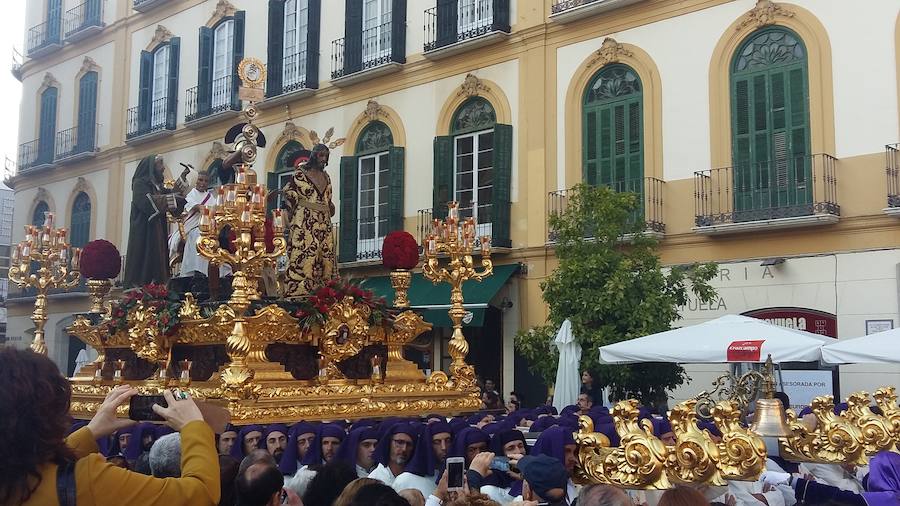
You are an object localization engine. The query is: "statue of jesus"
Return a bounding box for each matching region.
[282,143,336,298]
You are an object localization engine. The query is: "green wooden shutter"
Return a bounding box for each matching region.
[231,11,246,109]
[436,0,457,49]
[339,156,359,263]
[197,27,213,115]
[491,0,510,32]
[266,0,285,98]
[138,50,152,132]
[492,124,512,248]
[344,0,363,75]
[85,0,101,24]
[731,75,752,212]
[433,136,453,219]
[391,0,407,64]
[306,0,322,88]
[387,147,405,233]
[38,88,57,164]
[583,108,598,185]
[70,193,91,248]
[166,37,180,129]
[47,0,61,43]
[77,72,98,153]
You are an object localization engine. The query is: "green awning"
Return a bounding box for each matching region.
[358,263,519,327]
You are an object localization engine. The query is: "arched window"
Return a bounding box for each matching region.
[267,140,305,211]
[339,122,404,262]
[582,64,643,192]
[730,27,810,217]
[433,96,512,248]
[38,87,58,165]
[70,192,91,248]
[32,201,50,227]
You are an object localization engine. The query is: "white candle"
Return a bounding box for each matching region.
[481,236,491,255]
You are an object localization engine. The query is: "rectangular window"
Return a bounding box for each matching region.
[457,0,492,34]
[151,46,169,127]
[283,0,309,88]
[362,0,391,64]
[212,20,235,110]
[454,129,493,237]
[357,152,390,256]
[275,171,293,210]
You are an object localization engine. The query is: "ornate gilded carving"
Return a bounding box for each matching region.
[319,297,372,380]
[845,392,896,458]
[383,310,431,382]
[712,400,767,481]
[206,0,237,27]
[362,99,388,124]
[586,38,633,70]
[573,415,613,485]
[458,73,489,98]
[779,396,865,465]
[736,0,794,31]
[667,400,724,486]
[874,387,900,439]
[146,25,174,51]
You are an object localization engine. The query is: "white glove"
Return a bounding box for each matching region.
[761,471,791,486]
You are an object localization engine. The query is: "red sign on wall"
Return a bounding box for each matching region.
[727,340,765,362]
[742,308,837,338]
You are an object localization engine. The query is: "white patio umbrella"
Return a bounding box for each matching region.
[822,327,900,364]
[553,319,582,413]
[599,314,835,364]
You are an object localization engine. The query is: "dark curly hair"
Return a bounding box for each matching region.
[0,347,75,503]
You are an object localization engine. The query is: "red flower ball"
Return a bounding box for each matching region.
[382,231,419,270]
[80,240,121,279]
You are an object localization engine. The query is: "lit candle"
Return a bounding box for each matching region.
[216,187,225,207]
[72,248,81,270]
[44,212,53,228]
[24,226,33,242]
[251,186,262,206]
[41,230,50,245]
[427,235,436,254]
[273,209,284,230]
[449,203,458,221]
[240,204,251,224]
[236,168,247,184]
[11,244,19,264]
[481,236,491,255]
[199,206,210,230]
[22,242,31,257]
[226,187,236,203]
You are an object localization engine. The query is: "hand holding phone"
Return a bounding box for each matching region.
[129,394,167,422]
[490,455,510,473]
[446,456,465,492]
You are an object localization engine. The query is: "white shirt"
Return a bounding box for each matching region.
[356,464,375,479]
[393,472,437,498]
[369,463,399,486]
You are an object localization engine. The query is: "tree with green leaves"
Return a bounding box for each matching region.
[515,183,718,405]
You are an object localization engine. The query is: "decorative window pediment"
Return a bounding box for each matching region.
[451,97,496,134]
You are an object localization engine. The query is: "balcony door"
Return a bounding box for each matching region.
[151,45,169,128]
[731,27,811,218]
[362,0,391,63]
[357,151,390,255]
[38,87,58,164]
[283,0,309,89]
[457,0,492,34]
[212,20,235,110]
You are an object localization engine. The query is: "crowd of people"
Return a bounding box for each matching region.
[2,347,899,506]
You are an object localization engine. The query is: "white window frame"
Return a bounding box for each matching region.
[457,0,492,34]
[357,151,390,256]
[453,129,494,238]
[212,20,235,110]
[283,0,309,88]
[151,45,169,127]
[362,0,391,64]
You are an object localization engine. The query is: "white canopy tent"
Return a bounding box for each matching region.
[552,319,582,413]
[599,314,836,364]
[822,328,900,364]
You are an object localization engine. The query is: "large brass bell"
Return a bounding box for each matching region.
[750,397,792,437]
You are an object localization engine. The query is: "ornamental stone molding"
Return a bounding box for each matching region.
[34,187,50,206]
[736,0,795,31]
[586,38,633,70]
[39,72,60,93]
[360,100,388,125]
[457,74,490,98]
[276,121,306,146]
[206,0,237,27]
[146,25,174,51]
[73,177,90,196]
[78,57,101,76]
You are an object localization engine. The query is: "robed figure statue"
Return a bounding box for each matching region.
[124,155,186,288]
[282,143,336,298]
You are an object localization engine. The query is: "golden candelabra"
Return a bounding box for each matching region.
[422,201,493,388]
[196,156,287,393]
[9,211,81,354]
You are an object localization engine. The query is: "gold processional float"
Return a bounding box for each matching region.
[9,57,900,490]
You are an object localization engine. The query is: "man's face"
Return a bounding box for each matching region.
[218,431,237,455]
[563,444,577,474]
[195,173,209,192]
[577,394,592,412]
[296,432,315,459]
[321,436,341,463]
[502,439,525,458]
[390,433,414,465]
[484,380,495,392]
[142,433,155,451]
[244,430,262,454]
[431,432,452,463]
[118,433,131,451]
[357,438,378,470]
[661,431,677,447]
[316,149,329,167]
[153,158,165,179]
[266,431,287,460]
[465,442,488,465]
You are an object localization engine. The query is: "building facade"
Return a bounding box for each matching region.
[8,0,900,404]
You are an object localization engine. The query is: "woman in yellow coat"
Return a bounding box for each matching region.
[0,347,220,506]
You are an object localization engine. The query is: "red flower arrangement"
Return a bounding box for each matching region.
[293,277,391,328]
[382,231,419,270]
[80,240,121,279]
[106,283,182,337]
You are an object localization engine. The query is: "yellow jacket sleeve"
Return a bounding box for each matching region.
[66,426,100,459]
[76,421,220,506]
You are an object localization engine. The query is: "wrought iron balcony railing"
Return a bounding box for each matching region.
[332,21,397,79]
[547,177,665,242]
[282,51,310,94]
[18,139,54,174]
[126,97,176,139]
[185,75,240,123]
[424,0,510,52]
[55,125,99,161]
[26,18,62,57]
[64,0,104,40]
[887,144,900,208]
[336,216,390,264]
[694,153,839,228]
[132,0,171,12]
